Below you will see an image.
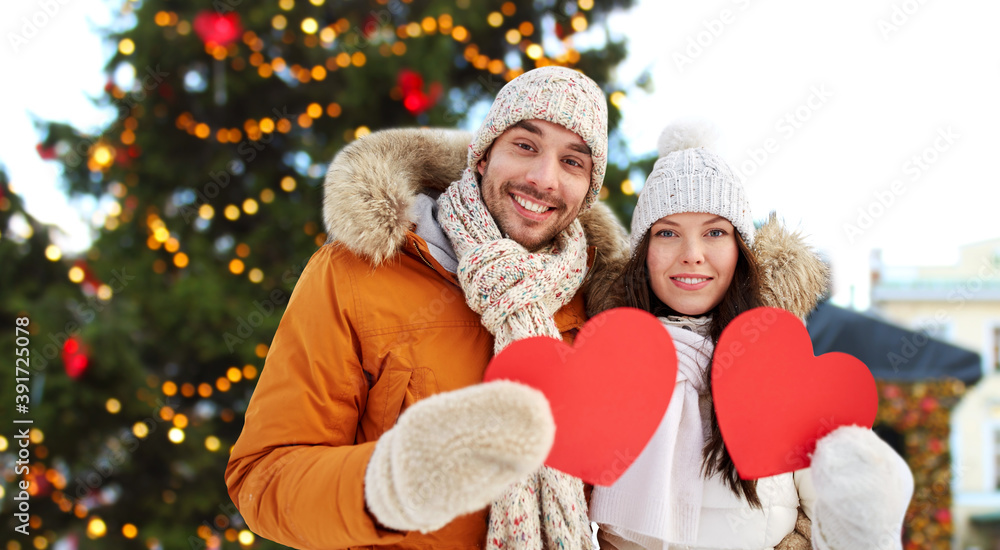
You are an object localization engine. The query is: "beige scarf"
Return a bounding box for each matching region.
[438,168,594,549]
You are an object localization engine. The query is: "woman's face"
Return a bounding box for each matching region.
[646,212,739,316]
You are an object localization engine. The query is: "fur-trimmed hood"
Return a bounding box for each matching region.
[322,128,827,319]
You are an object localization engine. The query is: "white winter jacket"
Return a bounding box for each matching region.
[591,319,817,550]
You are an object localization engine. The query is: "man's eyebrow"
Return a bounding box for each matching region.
[512,120,591,156]
[513,120,541,135]
[568,142,592,156]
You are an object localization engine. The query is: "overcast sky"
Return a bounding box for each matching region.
[3,0,999,310]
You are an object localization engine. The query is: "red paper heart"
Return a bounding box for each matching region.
[712,307,877,479]
[483,307,677,486]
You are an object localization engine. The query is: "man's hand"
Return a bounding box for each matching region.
[811,426,914,550]
[364,380,555,533]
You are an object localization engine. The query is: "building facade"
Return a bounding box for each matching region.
[871,239,1000,549]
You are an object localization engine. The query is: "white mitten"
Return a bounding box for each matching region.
[364,380,555,533]
[811,426,914,550]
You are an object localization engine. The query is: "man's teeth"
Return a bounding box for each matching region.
[675,277,710,284]
[514,195,549,214]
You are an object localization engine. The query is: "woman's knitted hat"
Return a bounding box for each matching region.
[629,119,754,251]
[468,66,608,209]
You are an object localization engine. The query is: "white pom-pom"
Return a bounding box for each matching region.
[657,118,721,157]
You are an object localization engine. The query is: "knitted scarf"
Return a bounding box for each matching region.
[438,167,594,549]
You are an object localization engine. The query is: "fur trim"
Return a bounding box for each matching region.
[753,212,830,319]
[774,508,812,550]
[323,128,471,265]
[580,203,630,318]
[323,127,629,295]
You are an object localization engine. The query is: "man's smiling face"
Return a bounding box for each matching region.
[478,119,592,251]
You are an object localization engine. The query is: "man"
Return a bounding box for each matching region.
[226,66,629,550]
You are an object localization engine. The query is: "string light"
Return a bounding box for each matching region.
[168,428,185,443]
[45,245,62,261]
[133,422,149,439]
[487,12,503,27]
[118,38,135,55]
[242,199,259,215]
[87,517,107,539]
[609,91,626,108]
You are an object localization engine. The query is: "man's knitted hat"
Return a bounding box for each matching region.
[630,119,754,251]
[468,66,608,209]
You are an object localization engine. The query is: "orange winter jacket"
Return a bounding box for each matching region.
[226,128,628,550]
[226,235,587,549]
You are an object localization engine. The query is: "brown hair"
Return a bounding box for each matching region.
[614,228,764,507]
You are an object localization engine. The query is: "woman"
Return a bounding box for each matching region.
[588,120,914,550]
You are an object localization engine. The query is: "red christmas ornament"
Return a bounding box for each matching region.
[920,396,938,412]
[72,260,104,295]
[396,69,441,116]
[115,147,133,167]
[36,143,57,160]
[555,22,566,39]
[934,508,951,525]
[403,90,430,114]
[62,336,89,379]
[362,14,381,38]
[193,11,242,47]
[397,69,424,94]
[157,81,175,101]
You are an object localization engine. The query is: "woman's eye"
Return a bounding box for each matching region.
[708,229,726,237]
[655,229,676,238]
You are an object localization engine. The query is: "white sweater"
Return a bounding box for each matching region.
[590,320,817,550]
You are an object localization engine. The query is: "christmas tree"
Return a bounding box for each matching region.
[1,0,645,548]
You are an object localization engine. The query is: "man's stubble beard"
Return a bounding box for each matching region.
[479,167,578,252]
